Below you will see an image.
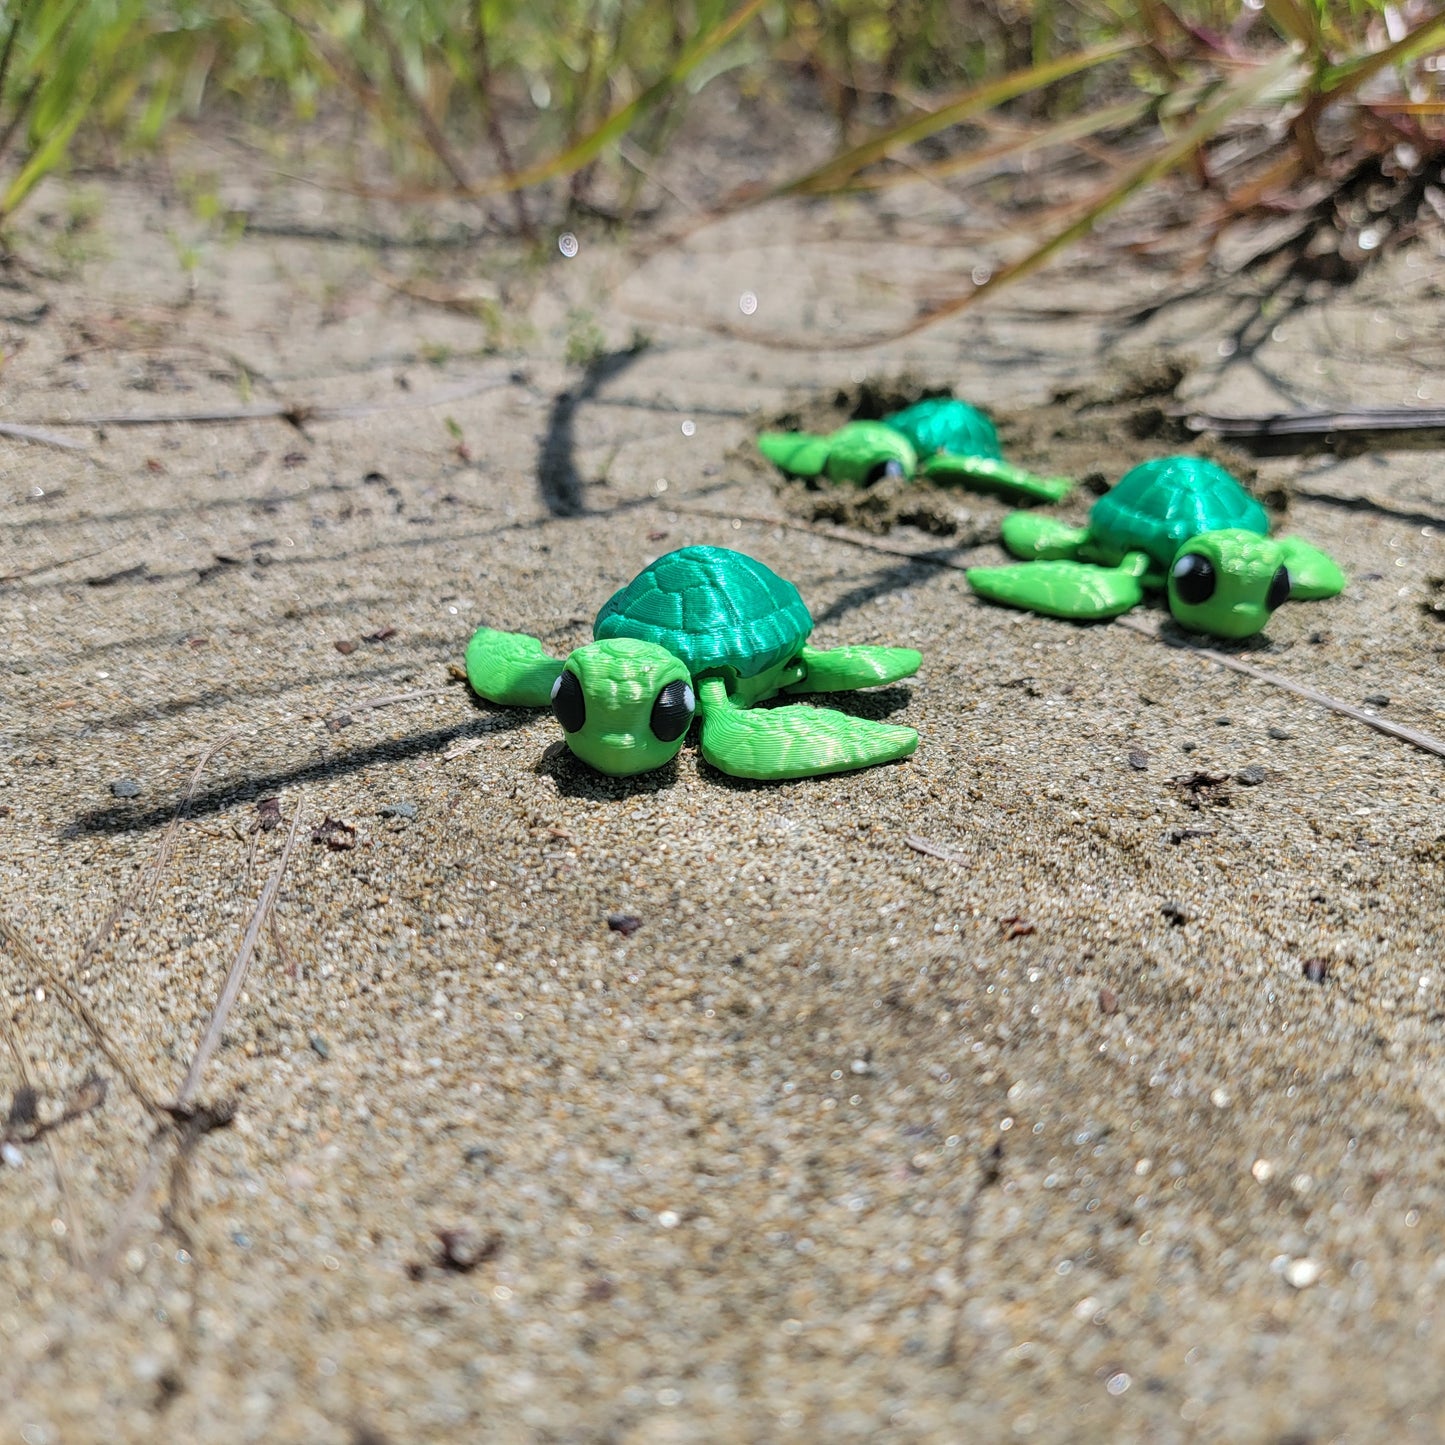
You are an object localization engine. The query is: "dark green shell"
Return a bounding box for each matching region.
[1089,456,1269,570]
[593,545,812,680]
[885,397,1003,461]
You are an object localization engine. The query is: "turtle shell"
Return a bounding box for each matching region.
[593,545,813,680]
[1088,456,1269,571]
[885,398,1003,461]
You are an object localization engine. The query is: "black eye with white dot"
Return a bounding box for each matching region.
[1266,566,1290,611]
[1170,552,1216,606]
[650,679,695,742]
[550,670,586,732]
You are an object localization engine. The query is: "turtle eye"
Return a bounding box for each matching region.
[550,669,586,732]
[1171,552,1216,606]
[650,679,695,742]
[1266,565,1290,611]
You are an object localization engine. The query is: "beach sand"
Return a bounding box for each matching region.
[1,142,1443,1442]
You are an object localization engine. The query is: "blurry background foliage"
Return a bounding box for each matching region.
[0,0,1441,307]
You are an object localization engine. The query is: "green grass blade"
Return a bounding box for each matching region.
[873,46,1306,345]
[464,0,770,196]
[775,39,1138,197]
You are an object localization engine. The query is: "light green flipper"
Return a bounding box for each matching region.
[1276,536,1346,600]
[758,431,832,478]
[785,642,921,695]
[921,453,1073,505]
[464,627,564,706]
[697,677,917,780]
[998,512,1091,560]
[967,553,1151,621]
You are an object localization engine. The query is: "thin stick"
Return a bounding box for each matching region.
[177,804,303,1105]
[1115,616,1445,759]
[0,913,164,1117]
[1185,405,1445,439]
[0,421,89,451]
[905,834,971,864]
[27,373,514,431]
[94,804,304,1280]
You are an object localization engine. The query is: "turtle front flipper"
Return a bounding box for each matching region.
[998,512,1090,559]
[758,431,832,478]
[464,627,564,706]
[921,454,1073,505]
[967,553,1150,621]
[1275,537,1346,600]
[697,678,917,780]
[785,642,921,695]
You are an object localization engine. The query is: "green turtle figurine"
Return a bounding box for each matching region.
[465,545,921,779]
[966,455,1345,639]
[758,398,1072,503]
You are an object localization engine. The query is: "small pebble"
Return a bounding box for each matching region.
[1236,765,1267,786]
[1283,1257,1321,1289]
[335,640,357,655]
[1127,751,1149,771]
[109,778,142,798]
[309,1035,330,1059]
[1362,693,1389,707]
[1098,987,1119,1015]
[1302,958,1329,984]
[1267,726,1293,740]
[1214,716,1232,727]
[608,914,643,937]
[1181,742,1198,753]
[1308,630,1331,643]
[379,802,418,819]
[1161,901,1191,926]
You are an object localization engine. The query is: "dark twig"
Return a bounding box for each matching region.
[27,372,514,431]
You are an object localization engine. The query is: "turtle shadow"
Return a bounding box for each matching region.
[762,684,916,722]
[700,748,917,794]
[1154,618,1283,655]
[535,744,682,799]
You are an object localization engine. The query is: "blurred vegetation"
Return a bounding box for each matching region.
[0,1,1441,316]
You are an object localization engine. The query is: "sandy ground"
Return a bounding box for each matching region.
[1,131,1444,1444]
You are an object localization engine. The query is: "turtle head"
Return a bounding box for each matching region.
[1165,528,1291,639]
[550,636,696,776]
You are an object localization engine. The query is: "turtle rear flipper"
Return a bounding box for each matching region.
[758,431,832,478]
[697,678,916,780]
[921,454,1073,505]
[465,628,563,706]
[1276,537,1346,600]
[786,642,921,695]
[967,555,1149,621]
[999,512,1090,559]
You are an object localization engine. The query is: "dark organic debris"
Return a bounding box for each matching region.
[607,913,643,937]
[312,816,358,851]
[1166,827,1215,845]
[434,1228,502,1274]
[1425,579,1445,621]
[253,796,283,833]
[1362,693,1390,708]
[364,627,398,643]
[1171,771,1232,810]
[2,1074,108,1159]
[998,915,1035,940]
[1161,901,1192,927]
[196,553,243,583]
[326,714,354,732]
